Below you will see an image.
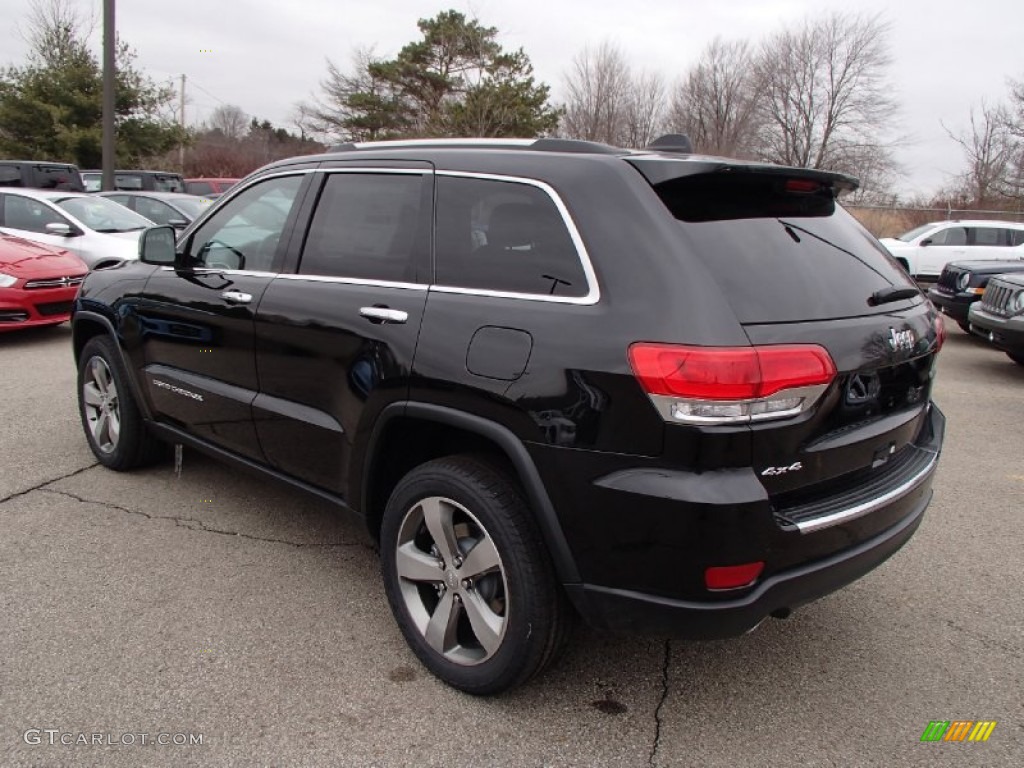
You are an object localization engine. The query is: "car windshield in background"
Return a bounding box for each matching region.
[896,223,937,242]
[55,196,152,232]
[171,196,211,218]
[153,176,185,193]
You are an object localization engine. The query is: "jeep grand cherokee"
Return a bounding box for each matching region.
[71,136,945,694]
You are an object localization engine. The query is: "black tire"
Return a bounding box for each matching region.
[380,455,570,695]
[1007,352,1024,366]
[78,335,164,470]
[958,321,972,333]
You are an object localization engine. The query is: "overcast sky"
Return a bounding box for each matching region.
[2,0,1022,197]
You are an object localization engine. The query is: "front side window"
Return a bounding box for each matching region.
[929,226,967,246]
[1,195,67,232]
[434,175,588,298]
[186,175,304,272]
[298,172,426,282]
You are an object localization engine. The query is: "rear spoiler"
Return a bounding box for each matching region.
[626,155,860,195]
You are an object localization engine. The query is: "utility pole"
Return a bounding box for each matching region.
[179,74,186,174]
[101,0,116,191]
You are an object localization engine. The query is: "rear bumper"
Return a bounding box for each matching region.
[568,491,927,638]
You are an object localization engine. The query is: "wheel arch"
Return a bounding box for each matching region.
[73,311,153,420]
[359,402,581,584]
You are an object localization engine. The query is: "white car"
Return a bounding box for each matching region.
[0,188,154,269]
[879,220,1024,280]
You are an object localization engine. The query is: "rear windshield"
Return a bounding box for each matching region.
[652,172,919,323]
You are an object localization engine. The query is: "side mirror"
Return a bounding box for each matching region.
[45,222,75,236]
[920,238,932,247]
[138,225,177,265]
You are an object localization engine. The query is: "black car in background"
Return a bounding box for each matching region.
[70,136,946,694]
[82,170,186,193]
[928,259,1024,330]
[0,160,85,192]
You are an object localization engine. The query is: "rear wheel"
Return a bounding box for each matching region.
[78,336,164,469]
[380,455,570,695]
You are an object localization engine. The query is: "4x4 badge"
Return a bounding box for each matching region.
[888,327,916,352]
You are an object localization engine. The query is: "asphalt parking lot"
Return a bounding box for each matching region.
[1,323,1022,767]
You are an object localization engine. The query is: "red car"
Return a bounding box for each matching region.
[0,234,88,331]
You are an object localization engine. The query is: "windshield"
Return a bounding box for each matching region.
[895,223,938,242]
[55,196,152,232]
[171,196,211,218]
[153,175,185,193]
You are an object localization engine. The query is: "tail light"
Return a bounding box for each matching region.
[705,562,765,590]
[628,343,836,425]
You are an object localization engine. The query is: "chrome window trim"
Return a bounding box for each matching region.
[276,273,428,291]
[431,170,601,306]
[793,450,939,534]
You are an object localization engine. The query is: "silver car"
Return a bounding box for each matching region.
[0,188,154,269]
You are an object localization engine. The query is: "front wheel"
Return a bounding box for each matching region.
[78,335,164,469]
[380,456,570,695]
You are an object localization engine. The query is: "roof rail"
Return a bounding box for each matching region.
[324,137,624,155]
[646,134,694,154]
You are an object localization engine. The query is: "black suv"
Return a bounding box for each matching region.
[71,137,946,694]
[81,169,186,193]
[0,160,85,192]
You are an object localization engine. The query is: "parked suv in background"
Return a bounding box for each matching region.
[70,137,946,694]
[927,259,1024,331]
[81,170,186,193]
[880,220,1024,280]
[0,160,85,192]
[968,273,1024,365]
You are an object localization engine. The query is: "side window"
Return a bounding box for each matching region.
[187,175,304,272]
[435,175,588,298]
[135,197,177,225]
[970,227,1003,246]
[298,172,426,282]
[929,226,966,246]
[2,195,67,232]
[154,176,184,193]
[1010,229,1024,247]
[106,194,132,207]
[0,164,21,187]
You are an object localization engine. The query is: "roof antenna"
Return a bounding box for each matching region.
[646,134,694,154]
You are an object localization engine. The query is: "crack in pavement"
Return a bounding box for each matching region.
[944,618,1023,662]
[35,487,375,551]
[649,638,671,768]
[0,462,100,505]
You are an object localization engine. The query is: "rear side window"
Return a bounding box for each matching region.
[651,172,919,323]
[0,165,21,186]
[299,172,427,282]
[1011,229,1024,247]
[434,175,588,298]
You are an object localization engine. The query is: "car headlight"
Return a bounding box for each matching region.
[956,272,971,291]
[1013,291,1024,313]
[0,272,17,288]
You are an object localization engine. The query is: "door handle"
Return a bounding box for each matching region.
[360,306,408,324]
[221,290,253,304]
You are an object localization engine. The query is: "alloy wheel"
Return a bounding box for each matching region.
[81,356,120,454]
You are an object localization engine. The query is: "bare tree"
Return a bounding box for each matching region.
[561,42,633,144]
[667,38,760,157]
[206,104,249,140]
[19,0,96,68]
[753,12,898,185]
[943,102,1019,205]
[620,70,666,148]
